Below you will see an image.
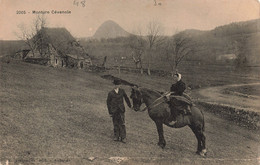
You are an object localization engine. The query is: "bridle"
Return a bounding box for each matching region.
[131,86,144,108]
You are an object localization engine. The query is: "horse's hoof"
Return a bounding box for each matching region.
[198,149,207,157]
[157,143,165,149]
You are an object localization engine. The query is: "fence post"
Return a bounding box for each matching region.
[118,65,121,76]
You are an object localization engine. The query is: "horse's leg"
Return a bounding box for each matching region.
[197,129,207,156]
[200,131,207,156]
[198,109,207,156]
[154,120,166,149]
[188,125,202,154]
[189,124,207,157]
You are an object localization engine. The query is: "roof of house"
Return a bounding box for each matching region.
[34,27,91,60]
[67,54,85,60]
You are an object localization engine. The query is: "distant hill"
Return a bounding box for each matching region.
[180,19,260,65]
[79,18,260,67]
[92,20,131,39]
[0,40,26,57]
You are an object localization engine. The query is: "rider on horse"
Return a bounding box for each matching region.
[165,73,192,127]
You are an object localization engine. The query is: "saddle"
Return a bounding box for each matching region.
[168,93,192,115]
[169,94,192,106]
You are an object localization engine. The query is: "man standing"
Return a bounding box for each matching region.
[107,79,132,143]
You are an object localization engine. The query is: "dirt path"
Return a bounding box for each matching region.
[0,61,260,165]
[192,83,260,113]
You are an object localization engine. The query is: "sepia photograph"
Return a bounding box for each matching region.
[0,0,259,164]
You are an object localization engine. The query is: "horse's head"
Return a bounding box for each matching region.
[130,86,143,112]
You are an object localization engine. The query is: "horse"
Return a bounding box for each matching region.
[130,86,207,156]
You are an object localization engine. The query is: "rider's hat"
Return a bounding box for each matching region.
[174,73,182,80]
[175,73,181,77]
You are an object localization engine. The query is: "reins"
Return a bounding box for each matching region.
[140,91,172,112]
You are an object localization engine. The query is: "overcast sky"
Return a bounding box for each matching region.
[0,0,259,40]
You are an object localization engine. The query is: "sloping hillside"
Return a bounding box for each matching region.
[0,40,26,57]
[0,60,259,164]
[186,19,260,65]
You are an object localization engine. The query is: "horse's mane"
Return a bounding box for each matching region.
[139,87,162,98]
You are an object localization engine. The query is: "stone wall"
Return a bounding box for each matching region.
[196,101,260,130]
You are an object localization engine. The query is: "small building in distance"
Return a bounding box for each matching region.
[13,49,30,60]
[216,54,237,63]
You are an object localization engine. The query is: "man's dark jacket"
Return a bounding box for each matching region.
[107,88,131,115]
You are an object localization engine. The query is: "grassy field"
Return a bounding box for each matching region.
[104,63,260,92]
[0,59,259,164]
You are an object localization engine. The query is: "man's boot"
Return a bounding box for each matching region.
[114,137,119,141]
[121,138,126,143]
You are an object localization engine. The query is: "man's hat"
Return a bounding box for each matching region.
[113,79,121,85]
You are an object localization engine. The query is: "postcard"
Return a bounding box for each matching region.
[0,0,259,164]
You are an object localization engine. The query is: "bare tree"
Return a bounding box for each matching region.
[16,14,47,57]
[33,14,47,32]
[233,37,249,68]
[128,33,146,74]
[146,20,163,75]
[163,33,193,76]
[34,15,47,57]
